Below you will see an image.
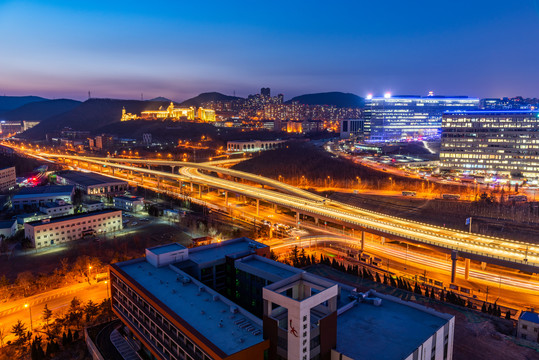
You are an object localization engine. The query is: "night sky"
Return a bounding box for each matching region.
[1,0,538,101]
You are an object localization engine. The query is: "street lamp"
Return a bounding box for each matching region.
[24,304,33,332]
[89,265,93,281]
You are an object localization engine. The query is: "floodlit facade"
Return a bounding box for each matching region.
[197,108,216,122]
[364,94,479,141]
[109,239,454,360]
[39,200,74,217]
[227,140,285,152]
[113,195,144,212]
[24,209,122,248]
[440,110,539,178]
[0,166,16,192]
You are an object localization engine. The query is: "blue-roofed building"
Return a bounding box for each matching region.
[109,239,455,360]
[518,311,539,343]
[12,185,74,211]
[0,219,17,238]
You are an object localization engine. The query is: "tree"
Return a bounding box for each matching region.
[16,271,35,296]
[505,310,512,320]
[0,325,6,347]
[42,304,53,338]
[11,320,29,351]
[67,297,83,328]
[269,250,278,261]
[84,300,99,323]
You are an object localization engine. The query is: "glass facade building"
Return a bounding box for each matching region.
[364,95,479,141]
[440,110,539,177]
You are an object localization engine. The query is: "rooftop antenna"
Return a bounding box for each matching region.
[233,90,236,97]
[88,91,91,99]
[141,93,144,101]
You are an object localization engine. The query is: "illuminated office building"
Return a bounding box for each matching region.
[364,94,479,141]
[441,110,539,178]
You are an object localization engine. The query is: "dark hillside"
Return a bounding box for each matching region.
[1,99,81,121]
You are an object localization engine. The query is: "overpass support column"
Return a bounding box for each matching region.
[171,165,175,173]
[224,191,228,206]
[111,168,115,175]
[198,185,202,198]
[190,183,193,192]
[314,218,319,225]
[480,261,487,270]
[451,250,458,283]
[464,258,470,280]
[256,199,260,216]
[296,212,300,227]
[381,236,385,245]
[360,231,365,251]
[273,204,277,213]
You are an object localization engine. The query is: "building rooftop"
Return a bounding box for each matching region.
[26,208,121,226]
[148,243,186,255]
[0,220,16,229]
[520,311,539,324]
[116,259,264,356]
[115,195,143,201]
[188,237,268,266]
[40,201,72,209]
[55,171,127,186]
[444,110,539,115]
[235,255,302,283]
[13,185,74,199]
[336,291,451,360]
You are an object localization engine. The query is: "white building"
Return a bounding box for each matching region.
[12,185,74,211]
[517,311,539,343]
[24,209,122,248]
[0,220,17,239]
[0,166,16,192]
[113,195,144,212]
[82,200,105,212]
[39,200,74,217]
[227,139,286,152]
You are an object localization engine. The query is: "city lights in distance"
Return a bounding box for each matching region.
[384,92,392,99]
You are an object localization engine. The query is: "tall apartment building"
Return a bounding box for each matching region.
[440,110,539,178]
[364,94,479,141]
[0,166,16,192]
[24,209,122,248]
[109,239,455,360]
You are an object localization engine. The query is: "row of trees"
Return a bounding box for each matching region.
[297,253,513,320]
[2,297,113,359]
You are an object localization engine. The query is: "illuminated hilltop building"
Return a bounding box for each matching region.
[197,107,216,122]
[141,102,195,121]
[121,103,215,122]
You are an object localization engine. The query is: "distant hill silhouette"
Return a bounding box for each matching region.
[0,95,47,114]
[22,98,171,139]
[180,92,243,107]
[148,96,173,102]
[1,99,81,121]
[286,92,364,108]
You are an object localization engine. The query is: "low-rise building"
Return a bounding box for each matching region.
[0,166,16,192]
[227,139,285,152]
[0,220,17,238]
[12,185,74,211]
[82,200,105,212]
[55,171,128,196]
[109,239,455,360]
[517,311,539,343]
[24,209,122,248]
[39,200,74,217]
[113,195,144,212]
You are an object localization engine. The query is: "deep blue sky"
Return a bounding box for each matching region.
[1,0,538,101]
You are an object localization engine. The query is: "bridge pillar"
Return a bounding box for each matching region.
[451,250,458,283]
[360,231,365,251]
[256,199,260,216]
[314,218,319,225]
[381,236,385,245]
[296,212,300,228]
[190,183,194,192]
[273,204,277,213]
[111,168,115,175]
[480,261,487,270]
[464,258,470,280]
[171,165,175,173]
[199,185,202,198]
[224,191,228,206]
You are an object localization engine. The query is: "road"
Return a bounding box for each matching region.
[9,149,539,271]
[0,281,108,343]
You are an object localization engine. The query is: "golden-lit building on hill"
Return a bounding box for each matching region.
[121,102,215,122]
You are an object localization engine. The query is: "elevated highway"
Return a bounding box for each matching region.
[23,152,539,275]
